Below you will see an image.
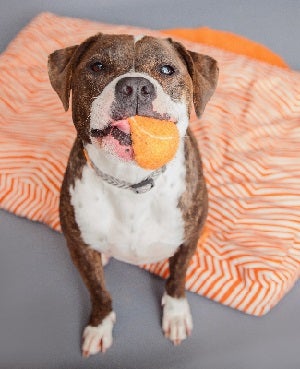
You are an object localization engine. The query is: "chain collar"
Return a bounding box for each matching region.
[83,148,166,194]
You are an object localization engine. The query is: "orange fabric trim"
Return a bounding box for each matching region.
[162,27,289,69]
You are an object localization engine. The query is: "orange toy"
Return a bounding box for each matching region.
[128,116,180,170]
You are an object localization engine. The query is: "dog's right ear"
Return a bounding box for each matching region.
[167,39,218,118]
[48,33,101,111]
[48,45,78,111]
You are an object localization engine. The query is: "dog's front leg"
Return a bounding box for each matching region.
[162,241,197,345]
[65,236,115,356]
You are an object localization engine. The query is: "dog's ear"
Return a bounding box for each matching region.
[169,39,219,117]
[48,34,101,111]
[48,45,78,111]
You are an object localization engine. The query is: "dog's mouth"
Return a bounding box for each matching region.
[90,113,173,162]
[90,119,134,161]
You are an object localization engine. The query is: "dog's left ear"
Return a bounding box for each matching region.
[169,39,219,117]
[48,33,101,111]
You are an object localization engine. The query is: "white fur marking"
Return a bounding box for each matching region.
[70,140,186,265]
[82,311,116,356]
[162,293,193,345]
[101,254,111,267]
[134,34,144,43]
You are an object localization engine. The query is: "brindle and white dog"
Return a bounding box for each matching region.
[48,33,218,356]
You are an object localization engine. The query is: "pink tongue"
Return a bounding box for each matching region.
[111,119,130,134]
[102,120,133,161]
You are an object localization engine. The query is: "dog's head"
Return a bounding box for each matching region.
[48,33,218,163]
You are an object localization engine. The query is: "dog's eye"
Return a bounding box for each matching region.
[90,61,104,73]
[160,65,175,76]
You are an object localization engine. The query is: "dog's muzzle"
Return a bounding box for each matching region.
[113,77,156,119]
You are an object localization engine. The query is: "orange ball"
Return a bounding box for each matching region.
[128,115,179,170]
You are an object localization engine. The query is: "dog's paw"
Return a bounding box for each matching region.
[162,293,193,346]
[82,311,116,357]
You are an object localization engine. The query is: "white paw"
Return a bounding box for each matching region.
[82,311,116,356]
[101,254,111,267]
[162,293,193,346]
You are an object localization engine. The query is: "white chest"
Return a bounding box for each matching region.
[69,151,186,265]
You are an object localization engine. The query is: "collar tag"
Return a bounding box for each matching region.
[130,178,154,194]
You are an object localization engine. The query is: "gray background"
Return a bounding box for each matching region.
[0,1,299,368]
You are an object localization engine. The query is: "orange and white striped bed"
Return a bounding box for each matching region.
[0,13,299,316]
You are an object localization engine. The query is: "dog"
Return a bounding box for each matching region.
[48,33,218,356]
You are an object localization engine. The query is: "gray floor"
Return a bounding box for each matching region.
[0,1,300,369]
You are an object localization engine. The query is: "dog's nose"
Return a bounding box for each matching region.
[115,77,155,102]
